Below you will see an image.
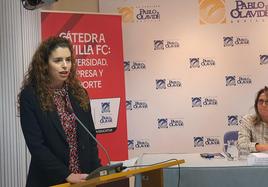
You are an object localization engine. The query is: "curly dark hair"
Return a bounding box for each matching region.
[18,36,89,111]
[253,86,268,124]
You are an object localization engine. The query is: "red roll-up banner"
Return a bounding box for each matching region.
[41,11,128,164]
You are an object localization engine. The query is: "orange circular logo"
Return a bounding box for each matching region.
[199,0,226,24]
[118,7,134,23]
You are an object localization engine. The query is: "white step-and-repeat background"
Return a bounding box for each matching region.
[100,0,268,158]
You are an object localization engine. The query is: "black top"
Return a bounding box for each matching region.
[19,86,101,187]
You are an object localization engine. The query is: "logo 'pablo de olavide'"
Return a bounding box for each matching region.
[192,97,218,107]
[126,100,148,110]
[156,79,182,89]
[223,36,249,47]
[225,75,252,86]
[128,139,150,150]
[154,39,180,50]
[124,60,146,71]
[230,0,268,23]
[157,118,184,129]
[118,5,160,23]
[189,57,216,68]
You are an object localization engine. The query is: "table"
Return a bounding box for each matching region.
[135,153,268,187]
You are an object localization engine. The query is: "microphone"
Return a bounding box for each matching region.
[67,107,124,179]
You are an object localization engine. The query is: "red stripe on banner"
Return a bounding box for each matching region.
[41,12,49,23]
[41,13,83,40]
[55,14,84,36]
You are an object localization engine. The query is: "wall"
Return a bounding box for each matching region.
[99,0,268,158]
[42,0,99,12]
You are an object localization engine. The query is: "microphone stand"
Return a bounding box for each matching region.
[74,115,112,165]
[71,111,124,179]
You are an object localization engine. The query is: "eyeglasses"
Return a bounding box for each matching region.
[257,99,268,106]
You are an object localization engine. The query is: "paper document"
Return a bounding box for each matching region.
[247,153,268,166]
[111,157,139,171]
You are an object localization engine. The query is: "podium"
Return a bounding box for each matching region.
[52,159,185,187]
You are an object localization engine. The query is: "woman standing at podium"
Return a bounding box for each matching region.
[237,86,268,153]
[18,36,101,187]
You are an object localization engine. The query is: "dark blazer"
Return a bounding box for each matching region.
[19,86,101,187]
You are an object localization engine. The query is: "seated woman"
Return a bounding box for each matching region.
[237,86,268,152]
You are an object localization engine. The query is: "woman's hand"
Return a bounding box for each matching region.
[255,143,268,152]
[66,173,88,184]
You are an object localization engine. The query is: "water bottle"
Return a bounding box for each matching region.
[227,140,238,160]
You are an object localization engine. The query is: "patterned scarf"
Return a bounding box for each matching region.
[52,86,81,173]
